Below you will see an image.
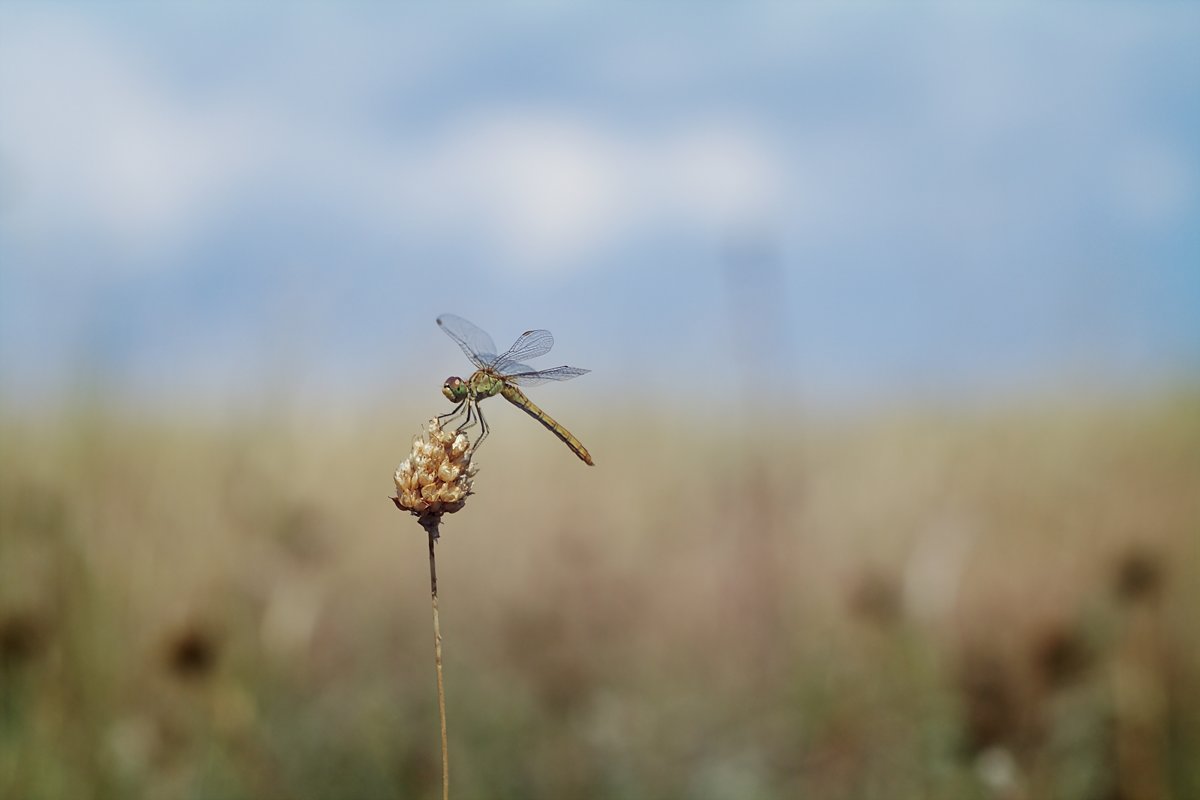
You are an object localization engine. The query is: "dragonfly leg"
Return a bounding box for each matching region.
[458,400,477,433]
[437,401,467,427]
[471,401,490,456]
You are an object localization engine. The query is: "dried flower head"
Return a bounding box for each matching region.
[392,418,476,520]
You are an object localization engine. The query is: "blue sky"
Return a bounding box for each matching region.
[1,4,1197,413]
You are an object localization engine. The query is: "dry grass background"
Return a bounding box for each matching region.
[1,390,1197,799]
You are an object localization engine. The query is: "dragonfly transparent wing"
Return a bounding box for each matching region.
[437,314,498,370]
[503,365,590,387]
[492,329,554,373]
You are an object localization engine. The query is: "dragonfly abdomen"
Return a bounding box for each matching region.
[500,385,594,466]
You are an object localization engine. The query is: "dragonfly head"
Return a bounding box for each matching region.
[442,376,469,403]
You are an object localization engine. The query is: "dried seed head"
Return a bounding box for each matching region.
[392,418,476,520]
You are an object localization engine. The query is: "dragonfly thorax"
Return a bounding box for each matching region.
[442,371,505,403]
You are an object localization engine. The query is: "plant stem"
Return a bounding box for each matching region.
[423,517,449,800]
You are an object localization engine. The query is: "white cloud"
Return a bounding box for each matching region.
[412,113,630,271]
[4,5,1187,285]
[0,12,788,277]
[656,124,783,228]
[0,14,267,268]
[407,112,784,272]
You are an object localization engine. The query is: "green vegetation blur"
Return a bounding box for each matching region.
[2,393,1198,799]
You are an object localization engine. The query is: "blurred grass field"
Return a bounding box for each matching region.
[1,391,1198,800]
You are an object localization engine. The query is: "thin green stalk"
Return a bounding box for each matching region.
[422,516,449,800]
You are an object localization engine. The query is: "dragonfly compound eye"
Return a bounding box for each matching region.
[442,377,465,402]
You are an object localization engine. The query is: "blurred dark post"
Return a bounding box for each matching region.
[720,228,798,668]
[720,230,793,416]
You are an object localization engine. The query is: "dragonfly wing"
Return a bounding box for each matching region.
[437,314,498,370]
[503,365,590,386]
[492,360,538,376]
[492,329,554,372]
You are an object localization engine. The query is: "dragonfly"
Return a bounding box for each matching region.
[435,314,594,466]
